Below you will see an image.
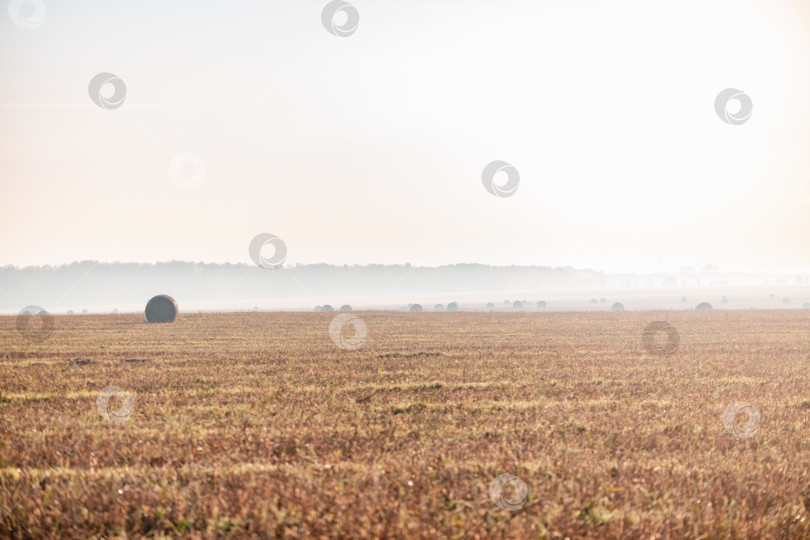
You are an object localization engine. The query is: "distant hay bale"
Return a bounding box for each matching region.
[485,302,495,310]
[447,302,459,312]
[695,302,713,311]
[536,301,547,308]
[321,305,335,312]
[340,305,352,312]
[611,302,625,311]
[513,300,523,309]
[410,304,423,312]
[145,295,178,323]
[434,304,444,310]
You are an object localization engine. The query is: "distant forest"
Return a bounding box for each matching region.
[0,261,607,310]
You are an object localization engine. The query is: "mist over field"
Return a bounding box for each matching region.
[2,261,809,313]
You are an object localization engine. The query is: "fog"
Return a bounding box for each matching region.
[2,261,808,314]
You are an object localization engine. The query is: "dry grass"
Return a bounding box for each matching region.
[2,310,810,538]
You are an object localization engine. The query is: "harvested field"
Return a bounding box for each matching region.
[2,310,810,538]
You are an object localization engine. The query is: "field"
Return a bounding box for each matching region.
[2,310,810,538]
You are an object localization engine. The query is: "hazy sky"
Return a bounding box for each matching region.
[3,0,810,273]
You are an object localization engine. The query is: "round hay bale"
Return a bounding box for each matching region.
[611,302,625,311]
[66,310,75,315]
[513,300,523,309]
[447,302,459,312]
[144,295,178,323]
[340,304,352,311]
[410,304,423,312]
[695,302,713,311]
[321,304,335,312]
[485,302,495,310]
[434,304,444,310]
[536,301,547,308]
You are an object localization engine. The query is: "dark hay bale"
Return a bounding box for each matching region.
[410,304,423,312]
[434,304,444,310]
[695,302,713,311]
[537,301,547,308]
[321,305,335,312]
[513,301,523,309]
[340,304,352,311]
[485,302,495,310]
[611,302,625,311]
[447,302,459,312]
[144,295,178,323]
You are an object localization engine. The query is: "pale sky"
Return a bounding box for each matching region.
[3,0,810,274]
